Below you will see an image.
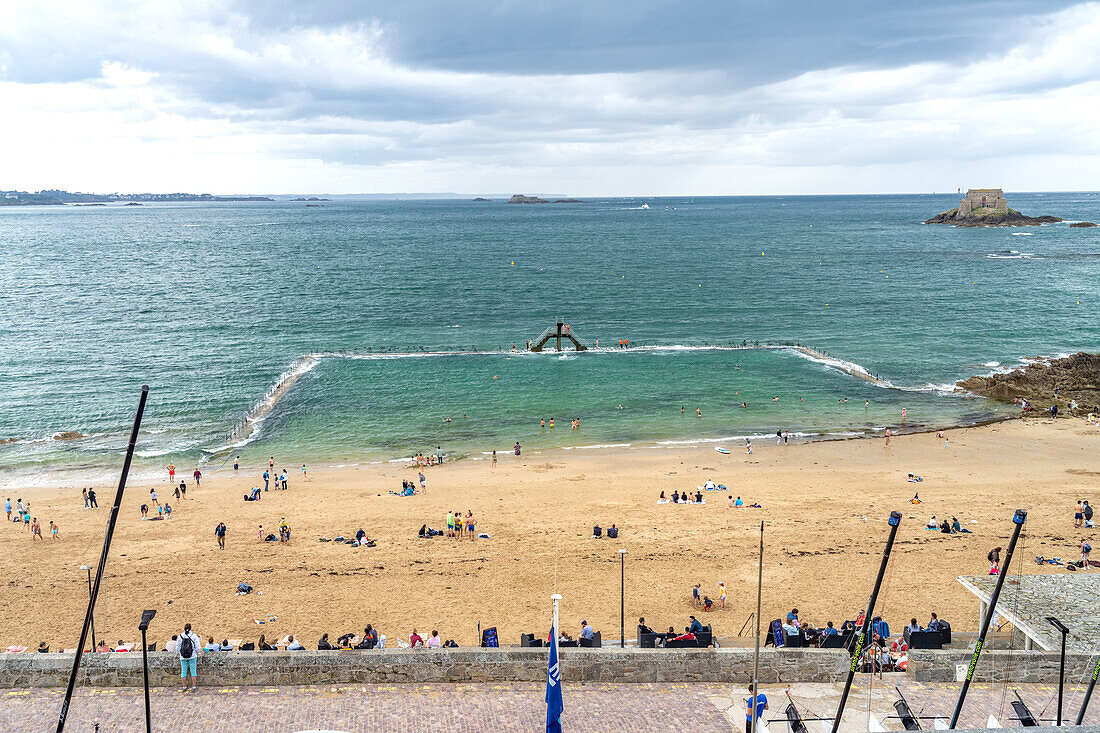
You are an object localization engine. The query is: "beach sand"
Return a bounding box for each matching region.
[0,418,1096,650]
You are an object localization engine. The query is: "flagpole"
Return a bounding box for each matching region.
[552,593,561,655]
[750,520,763,733]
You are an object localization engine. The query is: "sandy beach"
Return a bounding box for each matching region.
[1,418,1097,651]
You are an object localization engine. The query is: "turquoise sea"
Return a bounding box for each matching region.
[1,193,1098,486]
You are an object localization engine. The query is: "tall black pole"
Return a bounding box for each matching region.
[1074,654,1100,725]
[56,386,149,733]
[141,626,150,733]
[949,508,1027,730]
[831,510,902,733]
[82,567,96,652]
[1059,630,1066,725]
[619,549,626,648]
[1047,617,1069,726]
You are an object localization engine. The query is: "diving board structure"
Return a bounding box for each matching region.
[957,574,1100,652]
[530,320,588,352]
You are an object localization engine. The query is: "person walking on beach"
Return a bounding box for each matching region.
[178,623,201,692]
[1082,540,1092,569]
[150,488,159,507]
[180,481,186,499]
[214,522,227,550]
[1076,500,1085,528]
[31,518,42,540]
[491,450,497,468]
[269,457,275,472]
[166,462,175,483]
[884,428,891,448]
[302,464,309,481]
[418,472,427,491]
[4,498,10,521]
[263,470,270,491]
[514,442,521,457]
[193,468,201,486]
[718,582,728,610]
[88,489,97,508]
[50,521,59,540]
[81,488,89,509]
[436,446,444,465]
[234,456,239,472]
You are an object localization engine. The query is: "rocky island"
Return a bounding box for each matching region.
[925,189,1062,227]
[956,352,1100,415]
[472,197,491,202]
[292,197,330,201]
[506,194,587,204]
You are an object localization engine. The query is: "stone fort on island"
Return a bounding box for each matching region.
[957,188,1007,215]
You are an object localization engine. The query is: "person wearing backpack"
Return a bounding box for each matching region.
[1083,541,1092,569]
[178,623,201,691]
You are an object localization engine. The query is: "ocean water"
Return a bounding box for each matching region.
[1,193,1098,485]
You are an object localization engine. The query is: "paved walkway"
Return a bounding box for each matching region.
[9,678,1100,731]
[2,682,735,732]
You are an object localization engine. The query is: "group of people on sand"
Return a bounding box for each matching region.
[445,510,477,538]
[141,487,175,520]
[5,498,59,541]
[924,515,972,535]
[691,582,728,611]
[412,447,445,467]
[658,490,703,505]
[1074,499,1094,528]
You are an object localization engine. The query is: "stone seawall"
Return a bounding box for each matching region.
[908,650,1098,683]
[0,648,848,688]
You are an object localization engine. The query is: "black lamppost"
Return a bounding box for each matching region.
[618,549,626,647]
[80,565,95,651]
[139,610,157,733]
[1047,616,1069,726]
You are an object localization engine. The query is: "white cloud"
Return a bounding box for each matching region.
[0,1,1099,193]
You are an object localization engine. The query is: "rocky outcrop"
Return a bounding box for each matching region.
[506,195,587,204]
[1069,222,1098,227]
[956,352,1100,413]
[53,431,86,441]
[472,197,490,202]
[925,208,1062,227]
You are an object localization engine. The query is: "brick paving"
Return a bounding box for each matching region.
[0,682,736,732]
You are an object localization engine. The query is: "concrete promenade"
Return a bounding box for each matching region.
[9,679,1100,732]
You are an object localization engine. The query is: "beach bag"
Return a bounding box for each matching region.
[178,635,194,658]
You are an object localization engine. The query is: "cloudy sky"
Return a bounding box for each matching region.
[2,0,1099,195]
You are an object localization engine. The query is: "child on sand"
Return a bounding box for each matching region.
[50,521,59,539]
[718,582,727,610]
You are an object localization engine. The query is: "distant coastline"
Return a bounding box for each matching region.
[1,189,273,206]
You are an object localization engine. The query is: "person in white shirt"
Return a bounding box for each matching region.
[426,630,442,648]
[177,623,201,692]
[165,635,178,654]
[580,621,594,640]
[704,480,717,491]
[287,636,304,650]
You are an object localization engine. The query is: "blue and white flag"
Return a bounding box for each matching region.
[546,625,563,733]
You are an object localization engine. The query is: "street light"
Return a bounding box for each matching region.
[618,549,626,648]
[138,610,157,733]
[1047,616,1070,726]
[79,566,95,651]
